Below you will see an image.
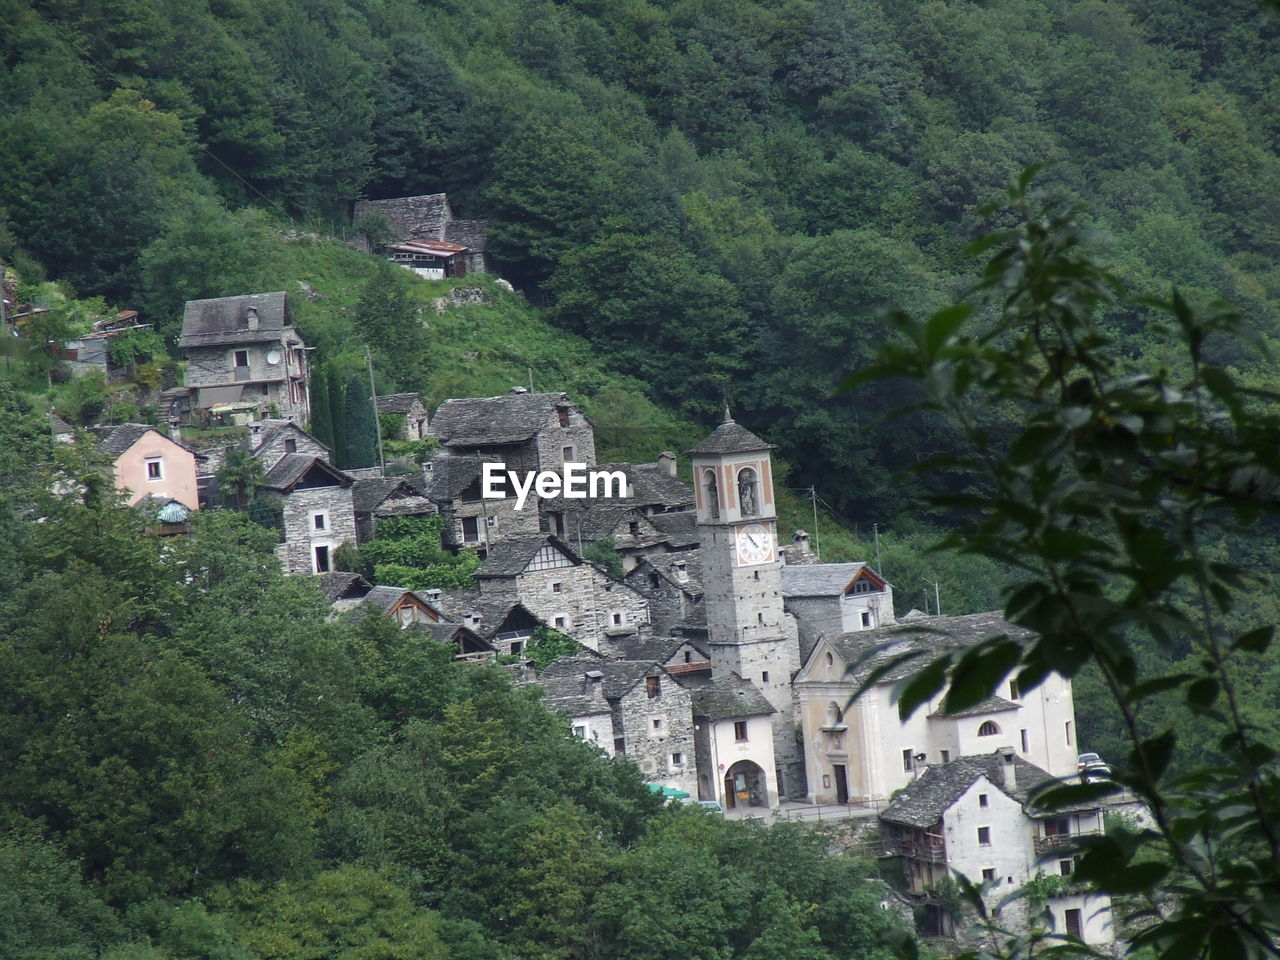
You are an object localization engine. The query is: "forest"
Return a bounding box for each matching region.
[4,0,1280,956]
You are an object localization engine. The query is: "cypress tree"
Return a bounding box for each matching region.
[329,367,348,468]
[343,373,377,469]
[309,363,334,451]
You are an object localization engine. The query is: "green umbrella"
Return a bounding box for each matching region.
[647,783,691,799]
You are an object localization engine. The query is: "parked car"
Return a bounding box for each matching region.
[697,800,724,814]
[1077,752,1112,782]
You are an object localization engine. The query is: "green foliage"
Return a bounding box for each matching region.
[341,374,376,470]
[582,537,624,580]
[362,515,478,589]
[525,625,581,671]
[216,448,268,509]
[856,176,1280,958]
[355,261,427,390]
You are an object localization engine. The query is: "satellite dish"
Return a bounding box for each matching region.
[266,350,281,365]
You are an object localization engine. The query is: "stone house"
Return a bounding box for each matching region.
[244,419,330,466]
[375,393,429,440]
[690,675,778,810]
[351,476,437,543]
[536,665,615,753]
[178,291,311,423]
[538,657,698,796]
[548,456,694,547]
[781,562,895,651]
[354,585,448,627]
[261,454,357,575]
[473,536,651,650]
[793,611,1079,807]
[429,389,598,477]
[63,312,150,384]
[316,571,373,612]
[93,423,201,510]
[780,529,821,565]
[421,453,543,550]
[880,749,1125,943]
[353,193,489,276]
[434,593,553,660]
[625,553,704,635]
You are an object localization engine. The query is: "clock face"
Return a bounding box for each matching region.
[736,523,774,566]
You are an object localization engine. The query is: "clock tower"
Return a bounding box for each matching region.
[688,410,801,797]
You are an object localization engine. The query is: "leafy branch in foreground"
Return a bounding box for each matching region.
[849,170,1280,959]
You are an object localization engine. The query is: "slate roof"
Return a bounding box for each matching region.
[539,656,663,701]
[781,563,870,597]
[429,392,574,446]
[418,621,493,652]
[93,423,154,456]
[630,553,704,596]
[880,753,1057,828]
[690,675,776,720]
[686,417,773,456]
[647,511,699,547]
[263,454,352,491]
[433,591,554,641]
[622,463,696,509]
[315,571,372,603]
[242,421,330,460]
[421,454,485,500]
[375,393,423,415]
[537,669,613,718]
[601,634,690,663]
[818,611,1036,684]
[476,536,580,578]
[928,694,1022,720]
[178,292,291,348]
[354,194,452,242]
[351,477,433,515]
[361,585,444,618]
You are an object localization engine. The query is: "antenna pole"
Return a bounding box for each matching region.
[935,581,942,618]
[873,522,882,575]
[810,485,821,561]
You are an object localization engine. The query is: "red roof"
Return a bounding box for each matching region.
[388,240,469,257]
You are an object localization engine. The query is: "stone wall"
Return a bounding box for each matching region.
[626,568,698,634]
[479,564,650,651]
[443,493,543,549]
[249,423,329,468]
[616,671,698,796]
[534,406,597,470]
[274,485,357,574]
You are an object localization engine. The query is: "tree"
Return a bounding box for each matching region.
[854,172,1280,958]
[354,261,426,390]
[342,373,377,470]
[216,448,268,509]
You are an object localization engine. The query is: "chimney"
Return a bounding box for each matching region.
[793,529,811,552]
[913,751,928,781]
[673,560,688,583]
[246,306,259,331]
[658,451,677,477]
[998,747,1017,791]
[584,669,603,682]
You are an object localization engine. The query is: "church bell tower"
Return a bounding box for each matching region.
[688,410,800,796]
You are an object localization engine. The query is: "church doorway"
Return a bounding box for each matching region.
[833,764,849,804]
[723,760,768,809]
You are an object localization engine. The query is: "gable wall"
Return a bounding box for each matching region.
[275,485,357,575]
[617,674,697,795]
[113,432,200,510]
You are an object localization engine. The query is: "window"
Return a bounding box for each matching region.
[572,725,587,740]
[941,750,950,763]
[1059,858,1074,877]
[613,612,623,625]
[861,610,872,627]
[1009,679,1020,700]
[312,512,327,531]
[260,383,270,396]
[629,521,640,536]
[551,582,562,594]
[671,752,683,766]
[461,516,479,542]
[978,720,1001,737]
[826,652,834,666]
[761,671,769,683]
[684,652,693,663]
[734,721,748,742]
[1065,721,1073,746]
[903,749,914,772]
[284,438,297,453]
[562,445,574,462]
[510,640,525,657]
[1021,729,1030,752]
[977,826,991,846]
[652,718,663,732]
[145,457,163,480]
[554,616,566,629]
[737,467,759,516]
[981,868,996,882]
[313,545,330,573]
[646,676,660,699]
[557,407,570,428]
[979,793,989,808]
[233,349,249,368]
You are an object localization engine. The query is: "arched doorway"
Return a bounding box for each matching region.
[723,760,768,809]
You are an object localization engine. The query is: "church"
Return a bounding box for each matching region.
[534,409,1082,811]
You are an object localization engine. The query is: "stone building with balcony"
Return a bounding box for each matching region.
[178,291,311,423]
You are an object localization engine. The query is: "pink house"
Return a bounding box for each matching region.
[94,424,201,510]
